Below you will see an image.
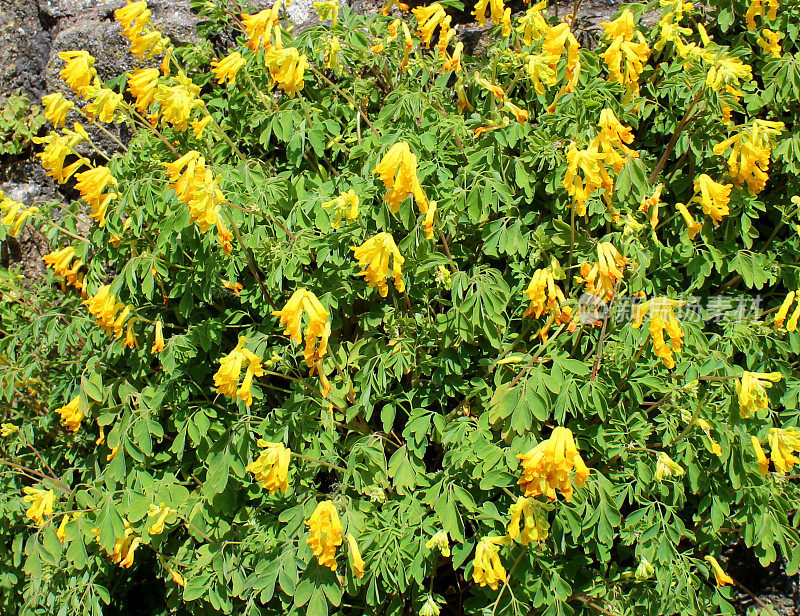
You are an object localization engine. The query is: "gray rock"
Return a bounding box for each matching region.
[0,0,55,102]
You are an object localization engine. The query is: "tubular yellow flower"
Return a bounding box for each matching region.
[704,555,734,587]
[55,396,84,433]
[751,436,770,475]
[168,566,186,587]
[74,166,118,227]
[83,285,124,334]
[33,130,88,184]
[58,50,97,96]
[736,371,782,418]
[56,514,69,542]
[442,41,463,74]
[575,243,626,302]
[472,536,508,590]
[372,141,429,214]
[504,100,529,124]
[154,76,202,130]
[42,93,73,128]
[128,29,168,58]
[472,0,505,28]
[242,3,283,51]
[346,533,365,579]
[596,108,638,172]
[115,1,151,39]
[22,487,55,526]
[101,523,142,568]
[264,47,308,98]
[213,337,264,405]
[774,291,796,329]
[516,1,549,46]
[124,320,139,349]
[599,10,650,100]
[272,289,330,368]
[322,189,360,229]
[423,200,436,240]
[562,141,613,216]
[381,0,409,15]
[425,529,451,557]
[305,500,343,571]
[151,320,165,353]
[523,268,567,319]
[412,3,448,48]
[147,504,176,535]
[1,196,39,238]
[517,427,590,502]
[1,423,19,437]
[211,52,246,85]
[768,427,800,474]
[692,174,731,225]
[507,497,549,545]
[127,68,160,111]
[712,119,784,194]
[246,441,291,494]
[314,0,340,25]
[675,202,702,239]
[351,232,405,297]
[654,452,684,481]
[456,79,473,113]
[84,87,123,123]
[632,297,684,369]
[191,116,212,138]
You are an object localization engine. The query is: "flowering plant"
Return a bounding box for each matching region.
[2,0,800,615]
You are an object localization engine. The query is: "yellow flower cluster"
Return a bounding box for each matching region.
[736,371,782,418]
[768,427,800,474]
[22,487,55,526]
[425,529,451,557]
[83,285,138,342]
[774,291,800,330]
[96,521,142,568]
[632,297,684,369]
[163,150,233,253]
[575,242,626,302]
[41,93,74,128]
[692,174,731,224]
[114,1,169,59]
[272,289,331,395]
[211,52,246,85]
[351,232,406,297]
[1,193,39,238]
[472,0,505,28]
[33,125,89,185]
[147,504,176,535]
[412,4,449,48]
[516,427,590,502]
[305,500,343,571]
[264,47,309,98]
[58,50,97,96]
[246,441,291,494]
[74,165,119,227]
[507,497,550,544]
[242,0,285,51]
[55,396,84,433]
[653,0,694,52]
[654,452,684,481]
[472,536,509,590]
[213,337,264,406]
[600,9,651,100]
[322,189,359,229]
[746,0,779,30]
[522,267,572,340]
[154,74,204,131]
[372,141,429,214]
[127,68,160,113]
[712,119,784,195]
[43,246,85,291]
[563,110,637,216]
[1,423,19,437]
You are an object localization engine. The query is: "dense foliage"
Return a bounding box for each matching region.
[2,0,800,614]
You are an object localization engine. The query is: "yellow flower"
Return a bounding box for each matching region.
[124,320,139,349]
[472,536,508,590]
[412,3,448,48]
[155,76,202,130]
[692,174,731,224]
[516,1,549,46]
[425,529,451,557]
[242,3,283,51]
[596,108,638,172]
[167,565,185,586]
[523,268,567,320]
[475,71,506,102]
[704,555,734,587]
[264,47,309,98]
[246,440,291,494]
[346,533,365,579]
[110,526,141,568]
[129,29,168,59]
[562,142,612,216]
[84,87,123,123]
[115,1,151,39]
[56,514,70,543]
[213,337,264,405]
[147,504,176,535]
[736,371,781,418]
[768,427,800,474]
[324,36,342,74]
[58,50,97,96]
[313,0,340,25]
[705,55,752,94]
[127,68,160,112]
[504,100,529,124]
[420,595,441,616]
[1,423,18,437]
[712,119,784,194]
[55,396,84,433]
[654,452,684,481]
[632,297,684,369]
[1,195,39,237]
[501,7,511,36]
[42,93,73,128]
[372,141,429,214]
[575,243,626,302]
[211,52,246,85]
[654,0,694,51]
[517,427,590,502]
[272,289,330,368]
[456,79,473,113]
[675,203,702,239]
[322,189,359,229]
[190,116,211,138]
[351,232,406,297]
[151,320,165,353]
[472,0,505,27]
[423,200,437,240]
[635,557,655,580]
[757,28,782,57]
[83,285,124,334]
[600,11,650,100]
[305,500,343,571]
[74,166,118,227]
[507,497,549,545]
[774,291,796,330]
[381,0,409,15]
[33,130,88,184]
[751,436,770,475]
[601,8,635,40]
[22,487,55,526]
[746,0,779,29]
